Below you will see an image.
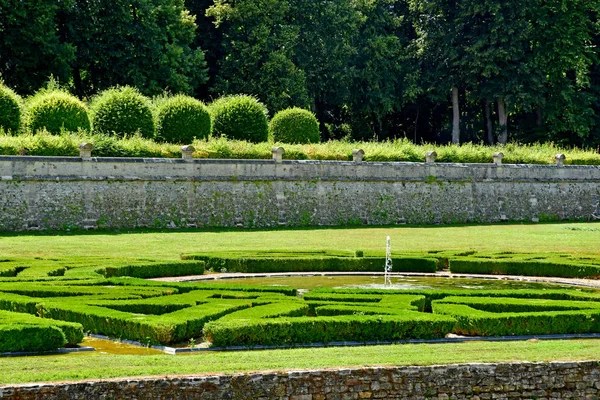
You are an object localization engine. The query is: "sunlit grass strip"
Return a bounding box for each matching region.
[1,339,600,384]
[1,129,599,164]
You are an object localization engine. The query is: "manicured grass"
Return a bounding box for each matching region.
[0,222,598,264]
[1,339,600,385]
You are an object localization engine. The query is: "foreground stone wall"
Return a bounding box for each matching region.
[3,361,600,399]
[0,155,599,231]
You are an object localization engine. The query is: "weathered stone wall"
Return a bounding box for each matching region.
[0,155,599,231]
[3,361,600,399]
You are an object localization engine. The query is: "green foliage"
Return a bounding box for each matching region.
[65,0,208,97]
[26,90,91,134]
[449,259,600,279]
[186,254,438,274]
[2,135,598,164]
[0,325,65,353]
[91,86,155,138]
[0,0,74,94]
[269,108,320,144]
[433,297,600,336]
[156,95,211,143]
[0,309,84,351]
[102,261,205,279]
[0,84,22,134]
[209,95,269,143]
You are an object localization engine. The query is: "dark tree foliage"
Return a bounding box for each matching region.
[65,0,208,97]
[0,0,75,94]
[1,0,599,148]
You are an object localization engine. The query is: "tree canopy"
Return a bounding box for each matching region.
[0,0,598,147]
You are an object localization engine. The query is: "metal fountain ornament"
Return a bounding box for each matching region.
[384,236,392,286]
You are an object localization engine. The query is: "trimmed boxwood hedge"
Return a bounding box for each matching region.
[0,84,22,134]
[26,90,91,134]
[156,95,211,143]
[209,95,268,143]
[269,107,320,144]
[0,325,66,353]
[449,258,600,278]
[91,86,155,138]
[187,254,438,273]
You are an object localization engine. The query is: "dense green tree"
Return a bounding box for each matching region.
[527,0,599,145]
[348,0,420,140]
[66,0,208,97]
[0,0,75,94]
[207,0,309,113]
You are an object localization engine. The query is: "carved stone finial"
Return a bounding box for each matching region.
[493,152,504,166]
[555,153,566,167]
[352,149,365,163]
[181,145,195,161]
[425,151,437,164]
[272,147,284,163]
[78,143,94,160]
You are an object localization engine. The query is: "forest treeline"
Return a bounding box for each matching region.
[1,0,599,146]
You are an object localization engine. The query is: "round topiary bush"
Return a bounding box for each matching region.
[209,95,268,143]
[269,107,320,144]
[26,90,91,134]
[0,84,22,134]
[91,86,155,138]
[156,95,211,143]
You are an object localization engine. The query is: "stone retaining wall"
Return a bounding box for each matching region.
[2,361,600,399]
[0,155,599,231]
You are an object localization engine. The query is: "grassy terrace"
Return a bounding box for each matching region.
[3,339,600,384]
[0,222,600,385]
[1,222,599,261]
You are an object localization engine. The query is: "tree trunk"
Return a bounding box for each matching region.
[485,99,494,145]
[536,105,543,127]
[414,108,419,143]
[73,67,83,100]
[497,97,508,144]
[452,86,460,144]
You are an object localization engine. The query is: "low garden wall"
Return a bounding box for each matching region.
[2,361,600,399]
[0,151,599,231]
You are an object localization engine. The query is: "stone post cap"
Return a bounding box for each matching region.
[555,153,566,166]
[78,143,94,151]
[78,142,93,160]
[425,151,437,163]
[181,145,195,160]
[272,146,284,163]
[352,149,365,163]
[493,152,504,165]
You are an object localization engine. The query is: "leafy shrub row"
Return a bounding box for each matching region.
[449,259,600,279]
[0,309,84,351]
[432,300,600,337]
[186,254,438,273]
[101,260,205,279]
[1,82,320,145]
[0,325,66,353]
[203,314,456,347]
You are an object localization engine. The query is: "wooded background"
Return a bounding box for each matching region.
[1,0,598,146]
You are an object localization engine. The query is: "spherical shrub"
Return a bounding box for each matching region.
[26,90,91,134]
[209,95,268,143]
[91,86,155,138]
[0,84,22,134]
[156,95,211,143]
[269,107,320,144]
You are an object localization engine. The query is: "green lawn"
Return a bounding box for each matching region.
[2,339,600,385]
[1,221,600,385]
[1,222,599,262]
